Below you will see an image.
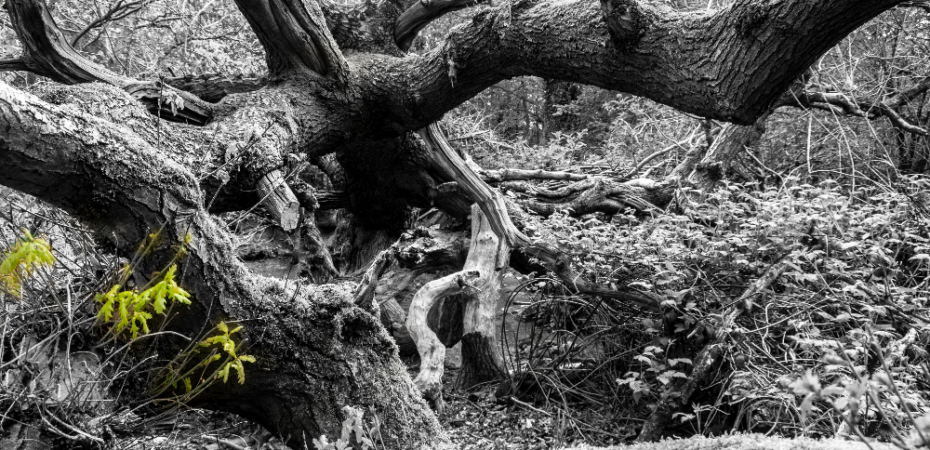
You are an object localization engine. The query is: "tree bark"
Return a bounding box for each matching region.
[456,205,509,390]
[377,0,908,129]
[666,112,771,194]
[0,81,445,450]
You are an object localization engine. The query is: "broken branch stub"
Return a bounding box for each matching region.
[257,170,301,231]
[457,204,510,389]
[407,205,511,408]
[599,0,648,50]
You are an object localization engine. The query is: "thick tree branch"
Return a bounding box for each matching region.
[377,0,907,129]
[233,0,349,82]
[393,0,486,51]
[4,0,213,124]
[0,82,200,235]
[0,58,29,72]
[501,176,661,216]
[482,168,587,183]
[163,74,267,103]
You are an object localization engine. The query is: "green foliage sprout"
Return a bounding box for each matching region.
[148,320,258,411]
[96,264,192,339]
[198,321,256,384]
[0,229,55,297]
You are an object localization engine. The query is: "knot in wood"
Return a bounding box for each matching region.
[599,0,647,51]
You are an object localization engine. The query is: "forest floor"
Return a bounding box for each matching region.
[109,365,632,450]
[8,178,930,450]
[438,372,635,450]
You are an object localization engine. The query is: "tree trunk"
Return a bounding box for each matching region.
[407,206,509,408]
[0,81,446,450]
[544,80,582,137]
[456,206,510,390]
[666,112,772,194]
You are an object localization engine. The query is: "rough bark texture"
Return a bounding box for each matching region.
[0,82,445,450]
[377,228,469,356]
[667,113,771,193]
[6,0,213,123]
[375,0,907,129]
[394,0,487,51]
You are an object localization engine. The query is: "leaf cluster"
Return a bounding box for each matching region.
[96,265,192,339]
[197,321,256,385]
[0,229,55,297]
[509,176,930,441]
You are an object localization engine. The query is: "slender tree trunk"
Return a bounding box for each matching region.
[544,79,582,136]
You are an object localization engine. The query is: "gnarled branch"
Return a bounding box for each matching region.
[393,0,486,51]
[163,74,267,103]
[4,0,213,124]
[420,123,661,310]
[233,0,349,82]
[379,0,907,130]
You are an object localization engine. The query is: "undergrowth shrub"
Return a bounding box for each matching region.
[503,176,930,444]
[0,188,257,447]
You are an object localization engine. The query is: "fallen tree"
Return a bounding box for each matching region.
[0,0,918,448]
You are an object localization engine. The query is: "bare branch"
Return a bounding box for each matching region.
[501,176,661,216]
[619,130,698,181]
[778,88,929,136]
[420,123,661,310]
[481,168,587,183]
[0,58,29,72]
[901,0,930,12]
[70,0,149,48]
[162,73,267,103]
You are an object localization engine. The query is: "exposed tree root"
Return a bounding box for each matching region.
[420,123,663,311]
